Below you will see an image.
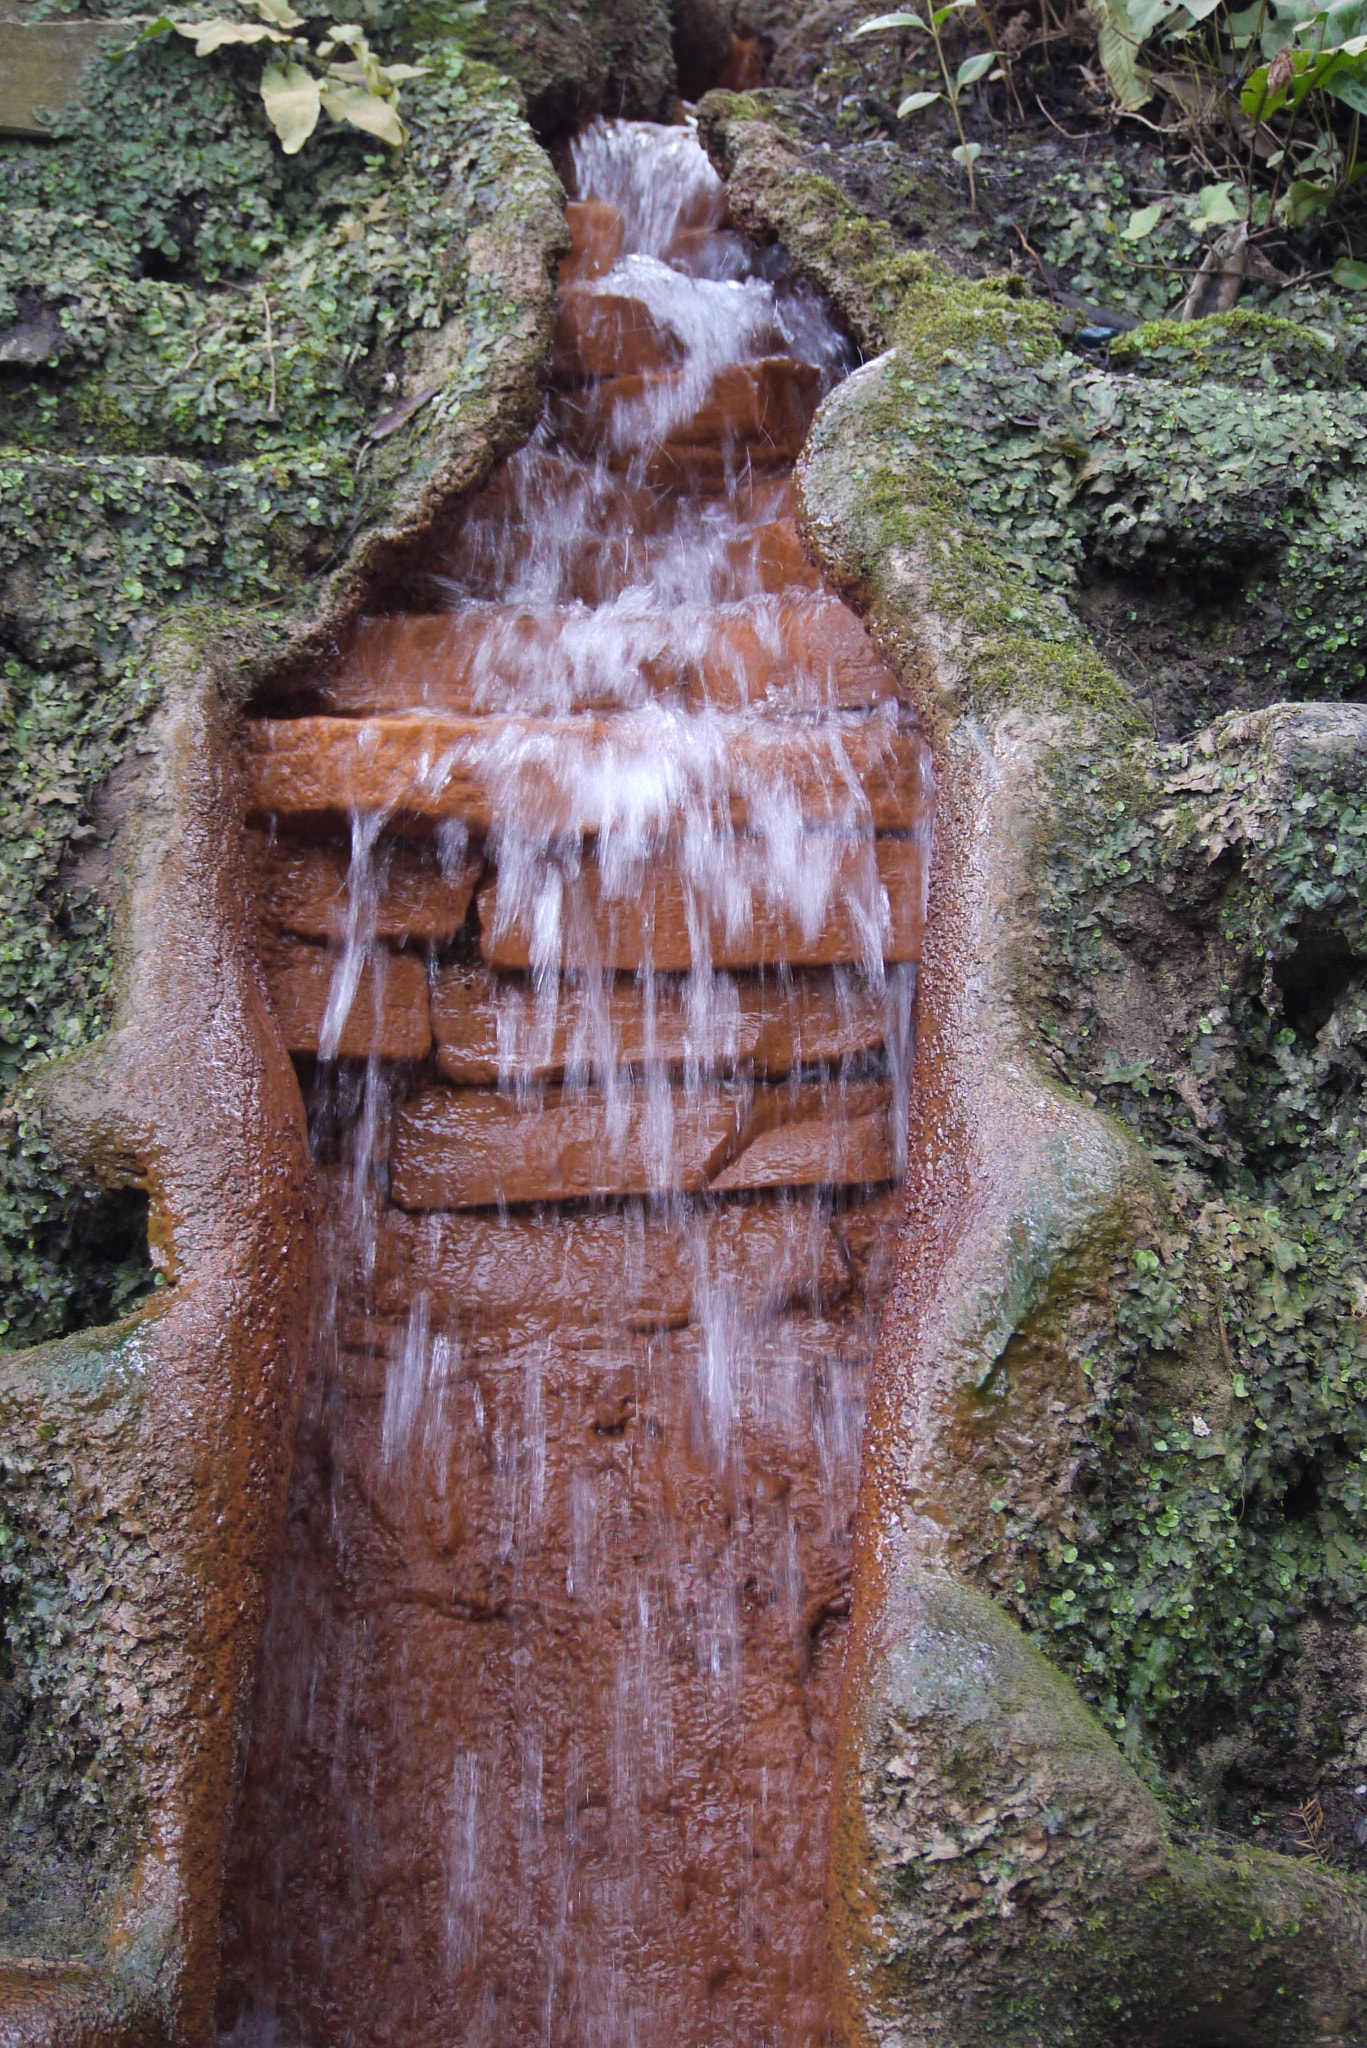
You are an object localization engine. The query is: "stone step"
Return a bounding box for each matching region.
[241,709,928,837]
[720,518,824,598]
[310,592,897,718]
[430,965,899,1084]
[267,937,432,1062]
[560,199,624,283]
[387,1077,893,1210]
[354,1191,863,1331]
[545,357,821,484]
[552,286,685,384]
[478,835,925,974]
[681,596,902,711]
[248,833,482,945]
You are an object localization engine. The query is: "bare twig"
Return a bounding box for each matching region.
[260,288,277,418]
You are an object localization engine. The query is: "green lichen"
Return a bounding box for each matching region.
[0,1327,149,1958]
[997,729,1367,1784]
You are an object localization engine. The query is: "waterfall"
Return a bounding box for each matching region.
[217,114,934,2048]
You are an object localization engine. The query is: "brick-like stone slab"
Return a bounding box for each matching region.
[242,709,926,836]
[311,591,898,718]
[430,965,895,1083]
[266,937,431,1061]
[389,1083,748,1208]
[559,199,625,283]
[546,357,821,477]
[354,1192,859,1330]
[249,833,481,944]
[478,835,926,973]
[388,1076,893,1208]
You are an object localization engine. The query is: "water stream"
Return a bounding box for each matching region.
[216,115,934,2048]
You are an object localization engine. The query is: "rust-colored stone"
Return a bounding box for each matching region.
[716,31,764,88]
[389,1076,893,1209]
[431,964,893,1083]
[553,286,684,383]
[242,710,926,837]
[215,118,939,2048]
[547,357,822,480]
[682,594,904,710]
[249,831,481,943]
[388,1081,747,1207]
[267,937,432,1061]
[721,517,824,596]
[478,834,926,972]
[355,1191,855,1331]
[560,198,625,282]
[713,1104,894,1189]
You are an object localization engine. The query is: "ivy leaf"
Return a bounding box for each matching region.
[1123,202,1164,239]
[321,82,406,147]
[173,18,286,53]
[957,49,997,85]
[1192,180,1243,226]
[261,61,321,154]
[1334,256,1367,287]
[897,87,942,112]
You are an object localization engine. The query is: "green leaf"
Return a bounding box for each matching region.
[1193,180,1243,225]
[250,0,304,24]
[1122,201,1163,238]
[137,15,177,38]
[1129,0,1181,34]
[951,139,983,162]
[376,61,432,81]
[957,48,996,84]
[1334,256,1367,286]
[321,82,406,147]
[261,60,321,154]
[1284,175,1334,225]
[851,9,926,31]
[897,87,942,111]
[1178,0,1223,16]
[174,18,286,53]
[1326,65,1367,109]
[930,0,976,20]
[1088,0,1154,110]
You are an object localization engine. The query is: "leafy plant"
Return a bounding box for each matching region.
[1090,0,1367,227]
[852,5,1003,212]
[141,0,429,152]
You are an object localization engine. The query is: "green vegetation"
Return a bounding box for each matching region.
[0,16,553,1349]
[993,730,1367,1776]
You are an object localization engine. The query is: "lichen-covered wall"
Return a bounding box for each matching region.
[0,10,565,1356]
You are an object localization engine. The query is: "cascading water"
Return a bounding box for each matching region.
[216,115,934,2048]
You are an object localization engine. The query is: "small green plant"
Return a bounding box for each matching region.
[141,0,430,152]
[1090,0,1367,229]
[852,5,1002,212]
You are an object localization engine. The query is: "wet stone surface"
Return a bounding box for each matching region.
[217,116,933,2048]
